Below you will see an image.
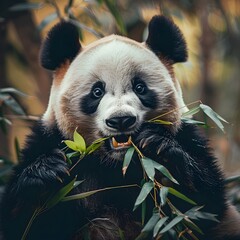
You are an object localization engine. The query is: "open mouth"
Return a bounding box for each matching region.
[110,135,132,149]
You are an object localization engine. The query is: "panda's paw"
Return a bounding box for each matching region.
[15,150,69,200]
[134,123,174,156]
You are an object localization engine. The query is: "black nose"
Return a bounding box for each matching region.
[106,116,136,131]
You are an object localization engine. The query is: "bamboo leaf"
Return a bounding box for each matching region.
[185,207,219,222]
[152,161,179,184]
[133,182,154,211]
[151,119,173,125]
[0,88,27,97]
[69,19,103,39]
[153,217,169,237]
[73,130,86,153]
[46,176,78,209]
[159,186,169,206]
[62,184,137,202]
[14,137,21,162]
[0,117,11,126]
[181,118,206,126]
[168,187,196,205]
[182,106,201,118]
[9,3,44,11]
[141,208,160,232]
[73,180,85,189]
[64,140,79,151]
[141,199,147,226]
[160,215,184,234]
[183,218,203,235]
[200,104,227,132]
[86,142,103,155]
[224,175,240,184]
[122,147,135,176]
[103,0,126,34]
[141,157,155,181]
[38,12,58,31]
[92,137,109,144]
[0,93,26,115]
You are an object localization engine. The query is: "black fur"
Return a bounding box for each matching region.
[132,77,158,109]
[80,81,105,114]
[1,121,238,240]
[146,15,188,63]
[40,21,81,70]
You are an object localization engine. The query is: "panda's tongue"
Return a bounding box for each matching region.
[112,136,131,148]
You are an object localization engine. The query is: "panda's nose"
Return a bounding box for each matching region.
[106,116,136,131]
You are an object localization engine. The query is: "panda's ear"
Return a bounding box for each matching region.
[40,21,81,70]
[146,15,188,63]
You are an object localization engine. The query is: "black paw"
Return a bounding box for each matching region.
[14,149,69,201]
[133,123,175,156]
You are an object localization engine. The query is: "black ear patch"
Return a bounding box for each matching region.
[146,15,188,63]
[40,21,81,70]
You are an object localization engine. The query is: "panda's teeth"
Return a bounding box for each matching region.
[112,137,119,148]
[112,136,132,149]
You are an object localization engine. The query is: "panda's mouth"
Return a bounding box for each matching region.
[110,135,132,149]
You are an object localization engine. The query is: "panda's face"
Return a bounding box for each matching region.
[47,35,180,160]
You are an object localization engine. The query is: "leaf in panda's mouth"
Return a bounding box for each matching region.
[112,136,132,149]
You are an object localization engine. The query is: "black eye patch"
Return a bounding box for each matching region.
[80,81,105,114]
[132,77,158,109]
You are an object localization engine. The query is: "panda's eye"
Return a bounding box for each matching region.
[92,87,104,98]
[134,83,146,94]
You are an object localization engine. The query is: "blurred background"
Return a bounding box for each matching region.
[0,0,239,188]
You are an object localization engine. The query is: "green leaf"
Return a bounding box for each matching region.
[200,104,227,133]
[141,208,160,232]
[38,12,58,31]
[64,140,79,151]
[9,3,44,11]
[0,117,11,126]
[224,175,240,184]
[65,0,74,12]
[152,161,179,185]
[141,157,155,181]
[103,0,126,34]
[181,118,206,126]
[73,180,85,189]
[185,207,219,222]
[160,215,184,234]
[134,232,150,240]
[133,182,154,211]
[14,137,21,162]
[62,184,137,202]
[141,199,147,226]
[160,186,169,206]
[0,93,26,115]
[73,129,86,153]
[183,218,203,235]
[46,176,77,209]
[0,88,27,97]
[92,137,109,144]
[151,119,173,125]
[182,106,201,118]
[69,19,103,39]
[86,142,103,155]
[168,187,196,205]
[153,217,169,237]
[122,147,135,176]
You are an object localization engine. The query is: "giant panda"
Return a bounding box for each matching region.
[1,15,240,240]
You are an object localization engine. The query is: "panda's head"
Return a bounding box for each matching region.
[41,15,188,160]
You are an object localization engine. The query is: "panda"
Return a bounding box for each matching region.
[1,15,240,240]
